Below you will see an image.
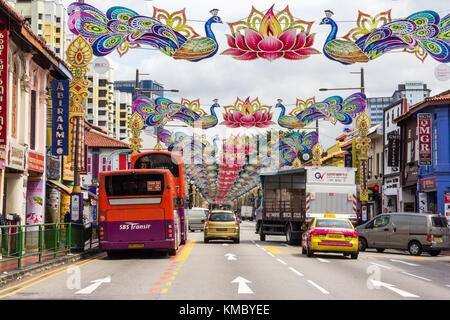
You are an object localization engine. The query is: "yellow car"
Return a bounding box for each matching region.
[204,210,240,243]
[302,215,359,259]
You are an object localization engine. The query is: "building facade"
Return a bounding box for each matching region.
[0,0,71,229]
[382,99,406,213]
[394,92,450,219]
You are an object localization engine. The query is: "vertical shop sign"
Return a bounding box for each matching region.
[352,138,360,184]
[0,30,8,145]
[387,131,400,167]
[445,193,450,222]
[52,80,69,156]
[418,113,432,166]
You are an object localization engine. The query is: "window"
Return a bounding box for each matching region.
[315,219,353,229]
[87,156,92,174]
[208,212,235,222]
[30,90,37,150]
[105,173,165,197]
[56,17,61,23]
[98,90,107,97]
[368,215,390,228]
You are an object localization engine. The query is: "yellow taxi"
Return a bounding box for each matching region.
[301,214,359,259]
[204,210,240,243]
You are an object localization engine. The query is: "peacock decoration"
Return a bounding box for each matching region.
[276,93,367,129]
[279,132,319,166]
[67,3,222,61]
[133,95,220,130]
[321,9,450,65]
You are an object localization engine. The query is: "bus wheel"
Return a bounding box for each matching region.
[168,249,177,256]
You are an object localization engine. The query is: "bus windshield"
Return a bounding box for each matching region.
[134,153,180,178]
[105,173,165,197]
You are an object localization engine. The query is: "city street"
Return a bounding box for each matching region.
[1,221,449,300]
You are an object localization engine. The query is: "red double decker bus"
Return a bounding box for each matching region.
[130,151,187,244]
[98,169,182,256]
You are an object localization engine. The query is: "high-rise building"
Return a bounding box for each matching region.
[367,82,431,124]
[367,97,393,124]
[392,82,431,108]
[8,0,69,59]
[113,90,133,141]
[85,63,116,136]
[114,80,165,99]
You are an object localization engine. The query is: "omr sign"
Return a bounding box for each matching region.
[418,113,432,166]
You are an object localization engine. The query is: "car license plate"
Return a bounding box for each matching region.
[216,228,227,232]
[328,234,343,239]
[128,243,145,248]
[434,237,442,242]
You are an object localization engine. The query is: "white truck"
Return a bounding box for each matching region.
[258,167,357,244]
[240,206,253,221]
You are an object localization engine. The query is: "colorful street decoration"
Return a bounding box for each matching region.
[279,132,319,166]
[67,3,222,61]
[132,95,220,129]
[355,112,372,202]
[276,93,367,129]
[321,9,450,65]
[221,97,275,128]
[222,5,320,61]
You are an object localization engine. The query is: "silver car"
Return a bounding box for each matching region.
[187,208,209,232]
[356,213,449,256]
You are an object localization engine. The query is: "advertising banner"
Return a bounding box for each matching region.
[352,138,360,184]
[26,180,44,230]
[418,113,432,166]
[52,80,70,156]
[445,193,450,222]
[0,30,8,146]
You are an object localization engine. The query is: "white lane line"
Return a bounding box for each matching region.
[307,280,330,295]
[289,267,304,277]
[446,285,450,288]
[401,272,432,282]
[267,252,275,257]
[277,258,287,265]
[370,262,392,270]
[390,259,419,266]
[317,258,330,263]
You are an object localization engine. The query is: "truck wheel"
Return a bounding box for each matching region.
[408,241,423,256]
[427,250,440,256]
[259,227,266,241]
[286,224,293,245]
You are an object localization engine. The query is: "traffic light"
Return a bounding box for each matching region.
[369,185,380,201]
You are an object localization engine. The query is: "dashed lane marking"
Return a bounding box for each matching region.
[307,280,330,295]
[401,272,432,282]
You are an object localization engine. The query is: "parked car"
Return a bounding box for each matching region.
[301,215,359,259]
[187,208,209,232]
[204,210,240,243]
[356,213,450,256]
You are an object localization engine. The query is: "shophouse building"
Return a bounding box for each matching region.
[394,91,450,218]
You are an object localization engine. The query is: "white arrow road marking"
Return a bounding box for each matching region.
[370,262,392,270]
[369,280,419,298]
[231,277,254,294]
[225,253,237,261]
[401,272,432,282]
[390,259,419,266]
[75,276,111,295]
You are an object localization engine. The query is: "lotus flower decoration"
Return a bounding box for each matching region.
[222,5,320,61]
[221,97,275,128]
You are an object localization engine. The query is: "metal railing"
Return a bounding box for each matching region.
[0,223,98,270]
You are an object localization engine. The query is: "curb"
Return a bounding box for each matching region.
[0,247,102,288]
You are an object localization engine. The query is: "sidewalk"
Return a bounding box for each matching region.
[0,247,101,288]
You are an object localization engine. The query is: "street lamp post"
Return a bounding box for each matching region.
[133,69,179,151]
[318,68,371,222]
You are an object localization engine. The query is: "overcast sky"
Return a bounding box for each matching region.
[62,0,449,150]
